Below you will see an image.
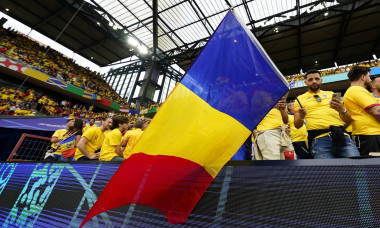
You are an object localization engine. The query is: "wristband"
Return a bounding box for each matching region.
[340,109,347,115]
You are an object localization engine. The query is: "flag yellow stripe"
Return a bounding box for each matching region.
[23,68,50,82]
[131,83,251,178]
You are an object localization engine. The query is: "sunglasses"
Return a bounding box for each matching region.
[313,95,322,102]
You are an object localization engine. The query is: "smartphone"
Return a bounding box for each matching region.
[332,92,341,101]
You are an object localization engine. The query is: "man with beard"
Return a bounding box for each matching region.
[371,74,380,103]
[294,70,359,158]
[343,67,380,156]
[75,117,113,160]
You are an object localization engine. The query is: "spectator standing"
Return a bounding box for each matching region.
[294,70,359,158]
[343,67,380,156]
[254,97,294,160]
[287,102,312,159]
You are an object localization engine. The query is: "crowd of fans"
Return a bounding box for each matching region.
[0,86,155,128]
[45,115,150,162]
[285,59,380,82]
[0,26,127,106]
[247,67,380,161]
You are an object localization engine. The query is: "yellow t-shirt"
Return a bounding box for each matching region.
[288,114,307,142]
[99,128,122,161]
[343,86,380,135]
[75,127,105,160]
[257,109,285,131]
[51,129,67,155]
[294,90,344,138]
[122,128,144,158]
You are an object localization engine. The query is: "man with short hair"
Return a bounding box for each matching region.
[371,74,380,103]
[83,118,96,132]
[121,119,144,159]
[344,67,380,155]
[75,117,112,160]
[294,70,359,158]
[99,115,129,161]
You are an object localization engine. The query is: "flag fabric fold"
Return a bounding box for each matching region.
[59,133,76,158]
[82,91,93,99]
[46,77,68,89]
[80,10,289,227]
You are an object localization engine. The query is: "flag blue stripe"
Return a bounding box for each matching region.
[180,11,288,130]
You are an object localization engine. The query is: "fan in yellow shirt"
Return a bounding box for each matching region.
[344,67,380,155]
[287,102,312,159]
[75,117,112,160]
[44,119,74,160]
[121,119,144,159]
[99,116,129,161]
[294,70,359,159]
[254,97,294,160]
[83,118,97,133]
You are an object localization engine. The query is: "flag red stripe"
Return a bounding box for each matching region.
[80,153,214,226]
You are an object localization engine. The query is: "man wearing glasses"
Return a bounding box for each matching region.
[343,67,380,156]
[293,70,359,158]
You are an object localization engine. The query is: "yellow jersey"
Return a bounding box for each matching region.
[99,128,122,161]
[51,129,67,155]
[75,127,105,160]
[294,90,345,138]
[257,109,285,131]
[122,128,144,159]
[344,86,380,135]
[288,114,307,142]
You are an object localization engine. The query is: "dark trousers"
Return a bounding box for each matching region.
[292,141,313,159]
[352,135,380,156]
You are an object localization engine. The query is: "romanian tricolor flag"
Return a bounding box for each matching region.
[59,134,76,158]
[81,11,289,226]
[46,77,68,89]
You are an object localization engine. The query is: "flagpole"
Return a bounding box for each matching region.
[289,88,303,108]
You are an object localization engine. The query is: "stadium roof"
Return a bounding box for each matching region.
[0,0,379,75]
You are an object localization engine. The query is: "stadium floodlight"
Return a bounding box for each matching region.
[97,22,101,26]
[315,60,318,64]
[128,37,139,46]
[109,22,113,26]
[5,8,9,11]
[373,54,378,60]
[113,25,118,30]
[138,45,148,55]
[324,11,329,16]
[124,30,128,34]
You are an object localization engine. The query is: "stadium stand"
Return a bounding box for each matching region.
[0,26,128,106]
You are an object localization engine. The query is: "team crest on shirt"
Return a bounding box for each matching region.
[94,135,98,140]
[321,94,328,98]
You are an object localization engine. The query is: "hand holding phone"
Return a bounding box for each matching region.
[332,92,341,101]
